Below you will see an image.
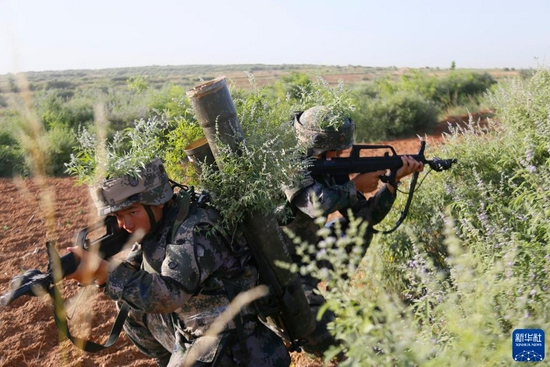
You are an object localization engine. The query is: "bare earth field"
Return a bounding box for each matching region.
[0,114,486,367]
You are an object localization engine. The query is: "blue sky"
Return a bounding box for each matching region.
[1,0,549,74]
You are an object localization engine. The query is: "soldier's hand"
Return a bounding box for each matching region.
[65,246,109,286]
[352,170,385,193]
[396,156,424,182]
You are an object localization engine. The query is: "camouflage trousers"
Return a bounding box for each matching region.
[299,276,341,357]
[121,305,291,366]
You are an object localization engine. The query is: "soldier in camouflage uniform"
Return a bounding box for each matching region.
[281,106,424,356]
[66,158,290,366]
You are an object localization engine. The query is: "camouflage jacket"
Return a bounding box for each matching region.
[105,191,257,340]
[282,171,396,252]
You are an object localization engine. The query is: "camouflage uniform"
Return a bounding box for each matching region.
[281,106,397,356]
[92,159,290,367]
[283,173,396,253]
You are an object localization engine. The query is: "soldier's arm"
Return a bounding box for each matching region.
[104,227,228,313]
[351,156,424,225]
[290,178,359,219]
[350,185,396,226]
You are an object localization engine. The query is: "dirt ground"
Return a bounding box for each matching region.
[0,114,489,367]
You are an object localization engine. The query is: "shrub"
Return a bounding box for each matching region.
[127,75,148,93]
[45,125,77,176]
[351,70,496,143]
[354,91,439,142]
[162,110,204,185]
[0,131,26,177]
[148,84,189,118]
[0,94,8,108]
[99,88,150,130]
[434,71,496,107]
[276,71,314,101]
[34,91,94,130]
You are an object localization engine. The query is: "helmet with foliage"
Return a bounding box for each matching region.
[89,158,173,216]
[294,105,355,155]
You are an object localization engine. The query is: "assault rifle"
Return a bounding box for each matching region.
[1,216,128,307]
[309,140,457,233]
[1,216,130,352]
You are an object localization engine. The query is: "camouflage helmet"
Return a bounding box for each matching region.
[90,158,173,216]
[294,105,355,155]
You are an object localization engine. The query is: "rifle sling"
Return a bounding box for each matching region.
[370,170,420,235]
[49,284,129,353]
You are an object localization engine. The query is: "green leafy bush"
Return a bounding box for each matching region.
[44,125,78,176]
[350,70,496,142]
[34,91,94,130]
[434,71,496,107]
[0,130,26,176]
[162,109,204,185]
[354,91,439,142]
[275,71,314,101]
[127,75,148,93]
[148,84,190,119]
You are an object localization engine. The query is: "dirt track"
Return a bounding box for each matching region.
[0,115,485,367]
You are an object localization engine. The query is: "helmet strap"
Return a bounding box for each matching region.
[143,204,159,231]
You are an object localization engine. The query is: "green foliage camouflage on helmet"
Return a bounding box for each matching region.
[294,105,355,155]
[64,117,175,216]
[90,158,173,216]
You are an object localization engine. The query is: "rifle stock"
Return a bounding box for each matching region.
[1,216,129,307]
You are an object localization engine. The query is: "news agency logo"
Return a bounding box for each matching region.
[513,329,545,362]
